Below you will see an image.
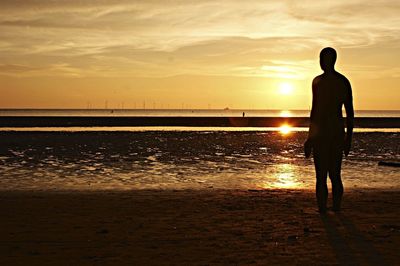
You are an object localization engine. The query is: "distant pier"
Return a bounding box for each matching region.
[0,116,399,128]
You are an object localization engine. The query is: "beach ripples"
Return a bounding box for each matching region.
[0,131,398,190]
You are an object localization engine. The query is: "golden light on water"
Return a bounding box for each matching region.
[275,173,299,188]
[273,164,302,188]
[279,124,292,135]
[260,164,303,189]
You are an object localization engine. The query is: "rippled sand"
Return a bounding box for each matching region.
[0,131,398,190]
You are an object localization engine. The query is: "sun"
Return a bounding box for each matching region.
[279,124,292,135]
[278,82,294,95]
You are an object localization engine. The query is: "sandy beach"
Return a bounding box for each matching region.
[0,188,398,265]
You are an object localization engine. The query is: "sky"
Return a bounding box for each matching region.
[0,0,399,110]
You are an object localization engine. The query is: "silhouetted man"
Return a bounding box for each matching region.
[305,47,354,213]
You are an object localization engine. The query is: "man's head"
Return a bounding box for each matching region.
[320,47,337,72]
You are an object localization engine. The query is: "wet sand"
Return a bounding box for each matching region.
[0,189,398,265]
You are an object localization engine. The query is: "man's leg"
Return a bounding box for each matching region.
[329,147,344,211]
[314,149,329,213]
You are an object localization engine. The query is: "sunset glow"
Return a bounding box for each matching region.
[0,1,399,109]
[278,83,294,95]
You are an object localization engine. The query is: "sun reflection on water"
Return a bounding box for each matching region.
[260,164,303,189]
[275,172,299,188]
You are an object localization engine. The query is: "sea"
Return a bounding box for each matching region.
[0,109,399,191]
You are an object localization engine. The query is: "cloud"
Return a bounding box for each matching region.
[0,0,399,79]
[0,64,40,73]
[0,63,86,77]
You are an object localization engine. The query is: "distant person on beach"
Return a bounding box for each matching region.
[304,47,354,213]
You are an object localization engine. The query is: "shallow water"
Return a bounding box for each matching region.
[0,131,398,190]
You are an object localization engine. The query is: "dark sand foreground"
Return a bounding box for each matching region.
[0,189,399,265]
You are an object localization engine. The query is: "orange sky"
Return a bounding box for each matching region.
[0,1,399,110]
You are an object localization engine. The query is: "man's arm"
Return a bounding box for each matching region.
[308,80,317,140]
[344,79,354,156]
